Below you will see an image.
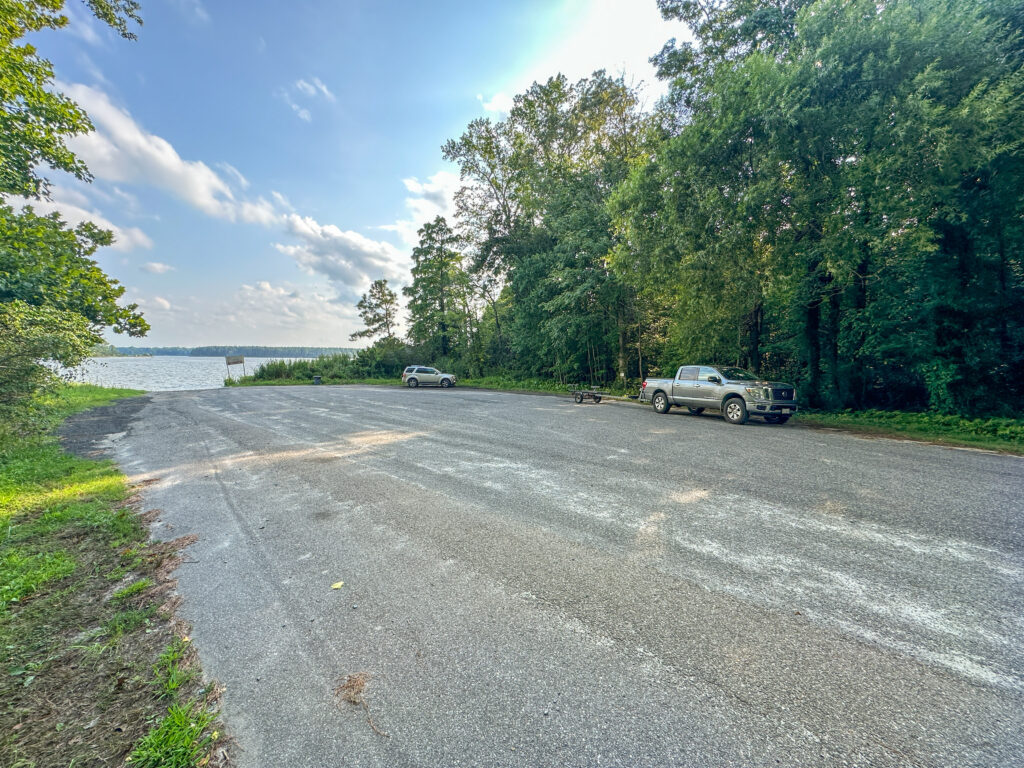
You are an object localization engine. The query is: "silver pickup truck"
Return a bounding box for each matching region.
[639,365,798,425]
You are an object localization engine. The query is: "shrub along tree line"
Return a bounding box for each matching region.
[0,0,148,438]
[349,0,1023,414]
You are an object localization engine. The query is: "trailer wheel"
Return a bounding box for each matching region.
[593,395,601,404]
[574,392,584,404]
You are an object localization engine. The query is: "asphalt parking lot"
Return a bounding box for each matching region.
[107,385,1024,767]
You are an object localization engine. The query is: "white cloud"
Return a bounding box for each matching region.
[142,262,174,274]
[280,90,312,122]
[10,185,153,252]
[64,2,103,46]
[378,170,461,248]
[126,281,361,345]
[311,77,335,102]
[217,162,250,190]
[271,191,294,211]
[153,296,172,310]
[477,92,514,114]
[296,77,335,102]
[63,83,283,226]
[275,213,406,298]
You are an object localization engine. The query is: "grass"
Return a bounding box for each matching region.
[798,409,1024,454]
[0,384,224,768]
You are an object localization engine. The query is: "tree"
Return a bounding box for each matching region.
[0,1,146,434]
[0,204,148,336]
[403,217,471,359]
[1,1,141,198]
[349,279,399,341]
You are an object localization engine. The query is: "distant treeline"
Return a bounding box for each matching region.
[109,346,358,358]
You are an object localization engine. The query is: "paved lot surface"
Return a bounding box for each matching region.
[106,386,1023,767]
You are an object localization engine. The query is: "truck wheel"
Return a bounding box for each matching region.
[686,407,704,415]
[407,378,418,388]
[723,397,748,425]
[441,378,452,388]
[652,392,671,414]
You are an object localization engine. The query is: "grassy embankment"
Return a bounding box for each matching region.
[1,385,224,768]
[797,409,1024,455]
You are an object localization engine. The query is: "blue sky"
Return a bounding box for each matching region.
[33,0,685,346]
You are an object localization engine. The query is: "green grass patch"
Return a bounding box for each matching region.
[0,549,75,612]
[113,577,154,603]
[799,409,1024,454]
[153,638,198,699]
[127,702,218,768]
[0,384,223,768]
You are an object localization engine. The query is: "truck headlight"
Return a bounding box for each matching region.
[745,386,768,400]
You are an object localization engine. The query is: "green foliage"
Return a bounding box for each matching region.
[610,0,1024,414]
[0,0,141,198]
[350,278,399,341]
[127,703,218,768]
[0,549,75,612]
[112,577,154,603]
[799,410,1024,454]
[0,300,97,437]
[1,1,148,432]
[152,638,197,699]
[235,339,417,384]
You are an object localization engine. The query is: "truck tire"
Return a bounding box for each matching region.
[652,391,671,414]
[686,407,704,415]
[723,397,748,425]
[407,378,418,388]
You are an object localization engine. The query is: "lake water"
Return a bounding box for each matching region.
[66,356,309,392]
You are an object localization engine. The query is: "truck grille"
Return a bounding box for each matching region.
[772,388,794,401]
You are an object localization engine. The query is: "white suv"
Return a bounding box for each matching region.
[401,366,457,388]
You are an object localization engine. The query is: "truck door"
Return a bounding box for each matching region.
[693,366,724,407]
[671,366,700,405]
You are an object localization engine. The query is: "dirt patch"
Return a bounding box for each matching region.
[59,395,150,459]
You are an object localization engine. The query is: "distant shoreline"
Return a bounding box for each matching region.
[100,346,359,358]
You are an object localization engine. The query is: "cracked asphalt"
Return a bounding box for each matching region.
[99,385,1023,766]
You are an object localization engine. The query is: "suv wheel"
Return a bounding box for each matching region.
[441,378,452,388]
[652,392,670,414]
[407,378,418,388]
[723,397,748,425]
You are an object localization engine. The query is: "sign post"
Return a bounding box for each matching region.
[225,355,245,380]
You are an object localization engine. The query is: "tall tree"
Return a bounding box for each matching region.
[0,0,147,432]
[403,217,471,359]
[349,279,399,341]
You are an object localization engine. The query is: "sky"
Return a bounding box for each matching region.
[31,0,688,347]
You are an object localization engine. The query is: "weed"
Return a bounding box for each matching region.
[153,638,197,699]
[126,703,218,768]
[103,606,157,638]
[113,577,154,603]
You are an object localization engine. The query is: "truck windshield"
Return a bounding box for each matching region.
[719,367,758,381]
